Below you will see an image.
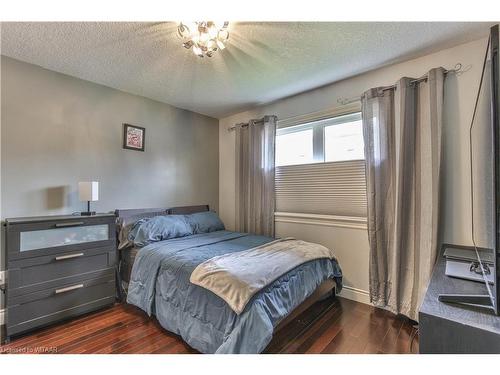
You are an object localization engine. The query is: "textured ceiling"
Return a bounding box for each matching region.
[0,22,493,118]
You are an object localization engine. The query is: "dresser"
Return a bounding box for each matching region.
[4,214,116,342]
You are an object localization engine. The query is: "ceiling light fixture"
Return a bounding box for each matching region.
[177,21,229,58]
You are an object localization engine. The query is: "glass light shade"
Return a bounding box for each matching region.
[216,39,226,50]
[208,25,218,38]
[217,29,229,41]
[206,40,216,51]
[192,44,204,57]
[199,32,209,44]
[178,21,229,58]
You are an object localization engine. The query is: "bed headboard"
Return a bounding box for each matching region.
[114,204,210,221]
[167,205,209,215]
[114,207,168,221]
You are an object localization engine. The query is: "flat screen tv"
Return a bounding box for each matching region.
[439,25,499,315]
[491,24,500,315]
[472,24,500,315]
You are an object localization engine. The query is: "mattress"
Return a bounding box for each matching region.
[126,231,343,353]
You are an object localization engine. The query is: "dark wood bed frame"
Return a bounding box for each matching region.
[114,204,336,349]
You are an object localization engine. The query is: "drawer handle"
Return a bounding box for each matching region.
[55,284,84,294]
[54,221,85,228]
[55,252,84,261]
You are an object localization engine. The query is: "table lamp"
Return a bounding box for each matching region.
[78,181,99,216]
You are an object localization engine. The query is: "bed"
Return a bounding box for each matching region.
[115,205,342,354]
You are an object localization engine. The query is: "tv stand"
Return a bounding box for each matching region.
[419,244,500,353]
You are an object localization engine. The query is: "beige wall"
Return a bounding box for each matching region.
[219,37,490,302]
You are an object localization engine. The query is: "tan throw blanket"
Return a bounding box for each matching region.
[190,238,337,314]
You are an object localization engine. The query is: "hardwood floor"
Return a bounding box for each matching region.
[0,297,418,354]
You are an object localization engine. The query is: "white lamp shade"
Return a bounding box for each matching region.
[78,181,99,202]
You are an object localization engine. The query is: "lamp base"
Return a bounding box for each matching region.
[80,211,97,216]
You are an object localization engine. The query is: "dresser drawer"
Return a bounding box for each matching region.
[8,246,116,295]
[6,276,115,336]
[6,215,116,261]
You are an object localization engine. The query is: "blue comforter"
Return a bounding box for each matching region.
[127,230,342,354]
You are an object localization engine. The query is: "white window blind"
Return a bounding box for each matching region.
[275,160,367,217]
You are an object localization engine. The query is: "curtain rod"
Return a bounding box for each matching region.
[337,63,466,105]
[227,64,466,132]
[227,117,268,132]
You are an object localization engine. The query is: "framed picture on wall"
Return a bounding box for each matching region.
[123,123,145,151]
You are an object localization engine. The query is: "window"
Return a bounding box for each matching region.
[324,118,364,162]
[275,129,313,166]
[275,112,363,166]
[275,111,367,217]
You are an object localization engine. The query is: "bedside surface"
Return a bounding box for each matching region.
[5,213,115,225]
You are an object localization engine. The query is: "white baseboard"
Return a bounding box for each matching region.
[338,285,371,305]
[0,309,4,344]
[0,271,5,287]
[0,271,6,342]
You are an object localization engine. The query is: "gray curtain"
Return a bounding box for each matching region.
[361,68,445,321]
[235,115,277,237]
